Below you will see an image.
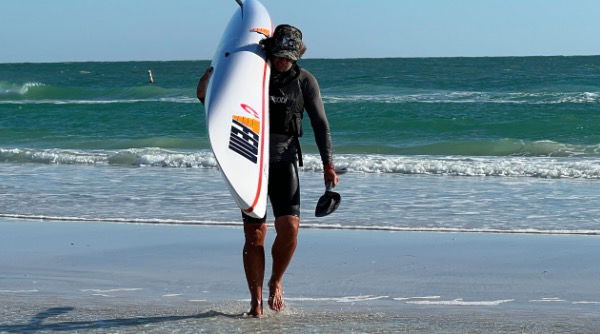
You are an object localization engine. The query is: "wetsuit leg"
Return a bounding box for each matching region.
[241,161,300,223]
[268,161,300,218]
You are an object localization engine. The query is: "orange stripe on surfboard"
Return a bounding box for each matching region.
[244,60,268,215]
[232,115,260,134]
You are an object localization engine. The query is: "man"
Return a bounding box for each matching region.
[197,24,338,317]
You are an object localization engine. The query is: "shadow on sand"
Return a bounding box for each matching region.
[0,306,244,333]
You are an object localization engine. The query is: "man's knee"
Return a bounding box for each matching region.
[274,215,299,238]
[244,224,267,247]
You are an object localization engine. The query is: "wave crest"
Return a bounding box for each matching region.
[3,80,599,106]
[0,81,193,104]
[303,154,600,179]
[3,147,600,179]
[0,147,217,168]
[1,213,599,235]
[323,91,600,104]
[0,81,45,95]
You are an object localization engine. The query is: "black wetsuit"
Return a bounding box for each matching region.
[243,64,333,223]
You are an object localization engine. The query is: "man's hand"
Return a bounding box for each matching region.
[196,67,213,104]
[324,167,339,187]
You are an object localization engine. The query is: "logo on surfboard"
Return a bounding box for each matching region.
[229,104,261,164]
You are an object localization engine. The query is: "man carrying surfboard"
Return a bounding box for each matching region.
[198,24,338,317]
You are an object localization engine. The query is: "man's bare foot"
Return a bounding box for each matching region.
[268,280,284,312]
[245,299,263,318]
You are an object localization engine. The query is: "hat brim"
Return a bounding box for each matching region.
[271,50,299,61]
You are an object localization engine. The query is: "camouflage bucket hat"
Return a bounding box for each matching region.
[268,24,303,61]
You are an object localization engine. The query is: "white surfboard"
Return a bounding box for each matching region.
[205,0,272,218]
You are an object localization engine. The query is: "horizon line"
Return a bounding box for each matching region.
[2,54,600,65]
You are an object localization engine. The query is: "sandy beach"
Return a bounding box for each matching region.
[1,218,599,333]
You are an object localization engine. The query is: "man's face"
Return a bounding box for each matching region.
[271,56,293,73]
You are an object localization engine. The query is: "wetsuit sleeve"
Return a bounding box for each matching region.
[301,70,333,166]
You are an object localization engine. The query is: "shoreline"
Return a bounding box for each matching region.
[2,215,600,236]
[2,219,599,331]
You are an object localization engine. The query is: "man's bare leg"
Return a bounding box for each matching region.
[243,223,267,317]
[268,215,300,312]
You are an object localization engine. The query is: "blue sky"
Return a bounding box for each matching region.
[1,0,599,63]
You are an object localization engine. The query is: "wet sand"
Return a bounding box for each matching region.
[1,219,599,333]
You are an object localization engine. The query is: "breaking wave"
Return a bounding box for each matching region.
[0,81,194,104]
[2,147,600,179]
[3,81,599,106]
[323,91,600,104]
[1,213,599,235]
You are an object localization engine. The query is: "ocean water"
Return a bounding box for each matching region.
[1,57,600,234]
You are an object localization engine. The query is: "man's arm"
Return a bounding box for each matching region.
[196,67,213,104]
[302,71,339,186]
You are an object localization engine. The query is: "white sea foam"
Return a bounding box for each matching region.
[81,288,142,293]
[2,213,600,235]
[303,154,600,179]
[162,294,182,297]
[246,295,389,303]
[573,301,600,304]
[3,148,600,179]
[405,298,514,306]
[0,148,110,165]
[300,223,600,235]
[557,92,600,103]
[2,84,598,106]
[0,97,197,105]
[0,147,219,168]
[0,213,242,227]
[3,92,595,105]
[0,81,44,95]
[393,296,441,301]
[0,289,39,293]
[19,82,45,94]
[336,295,389,303]
[530,297,566,303]
[322,91,600,105]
